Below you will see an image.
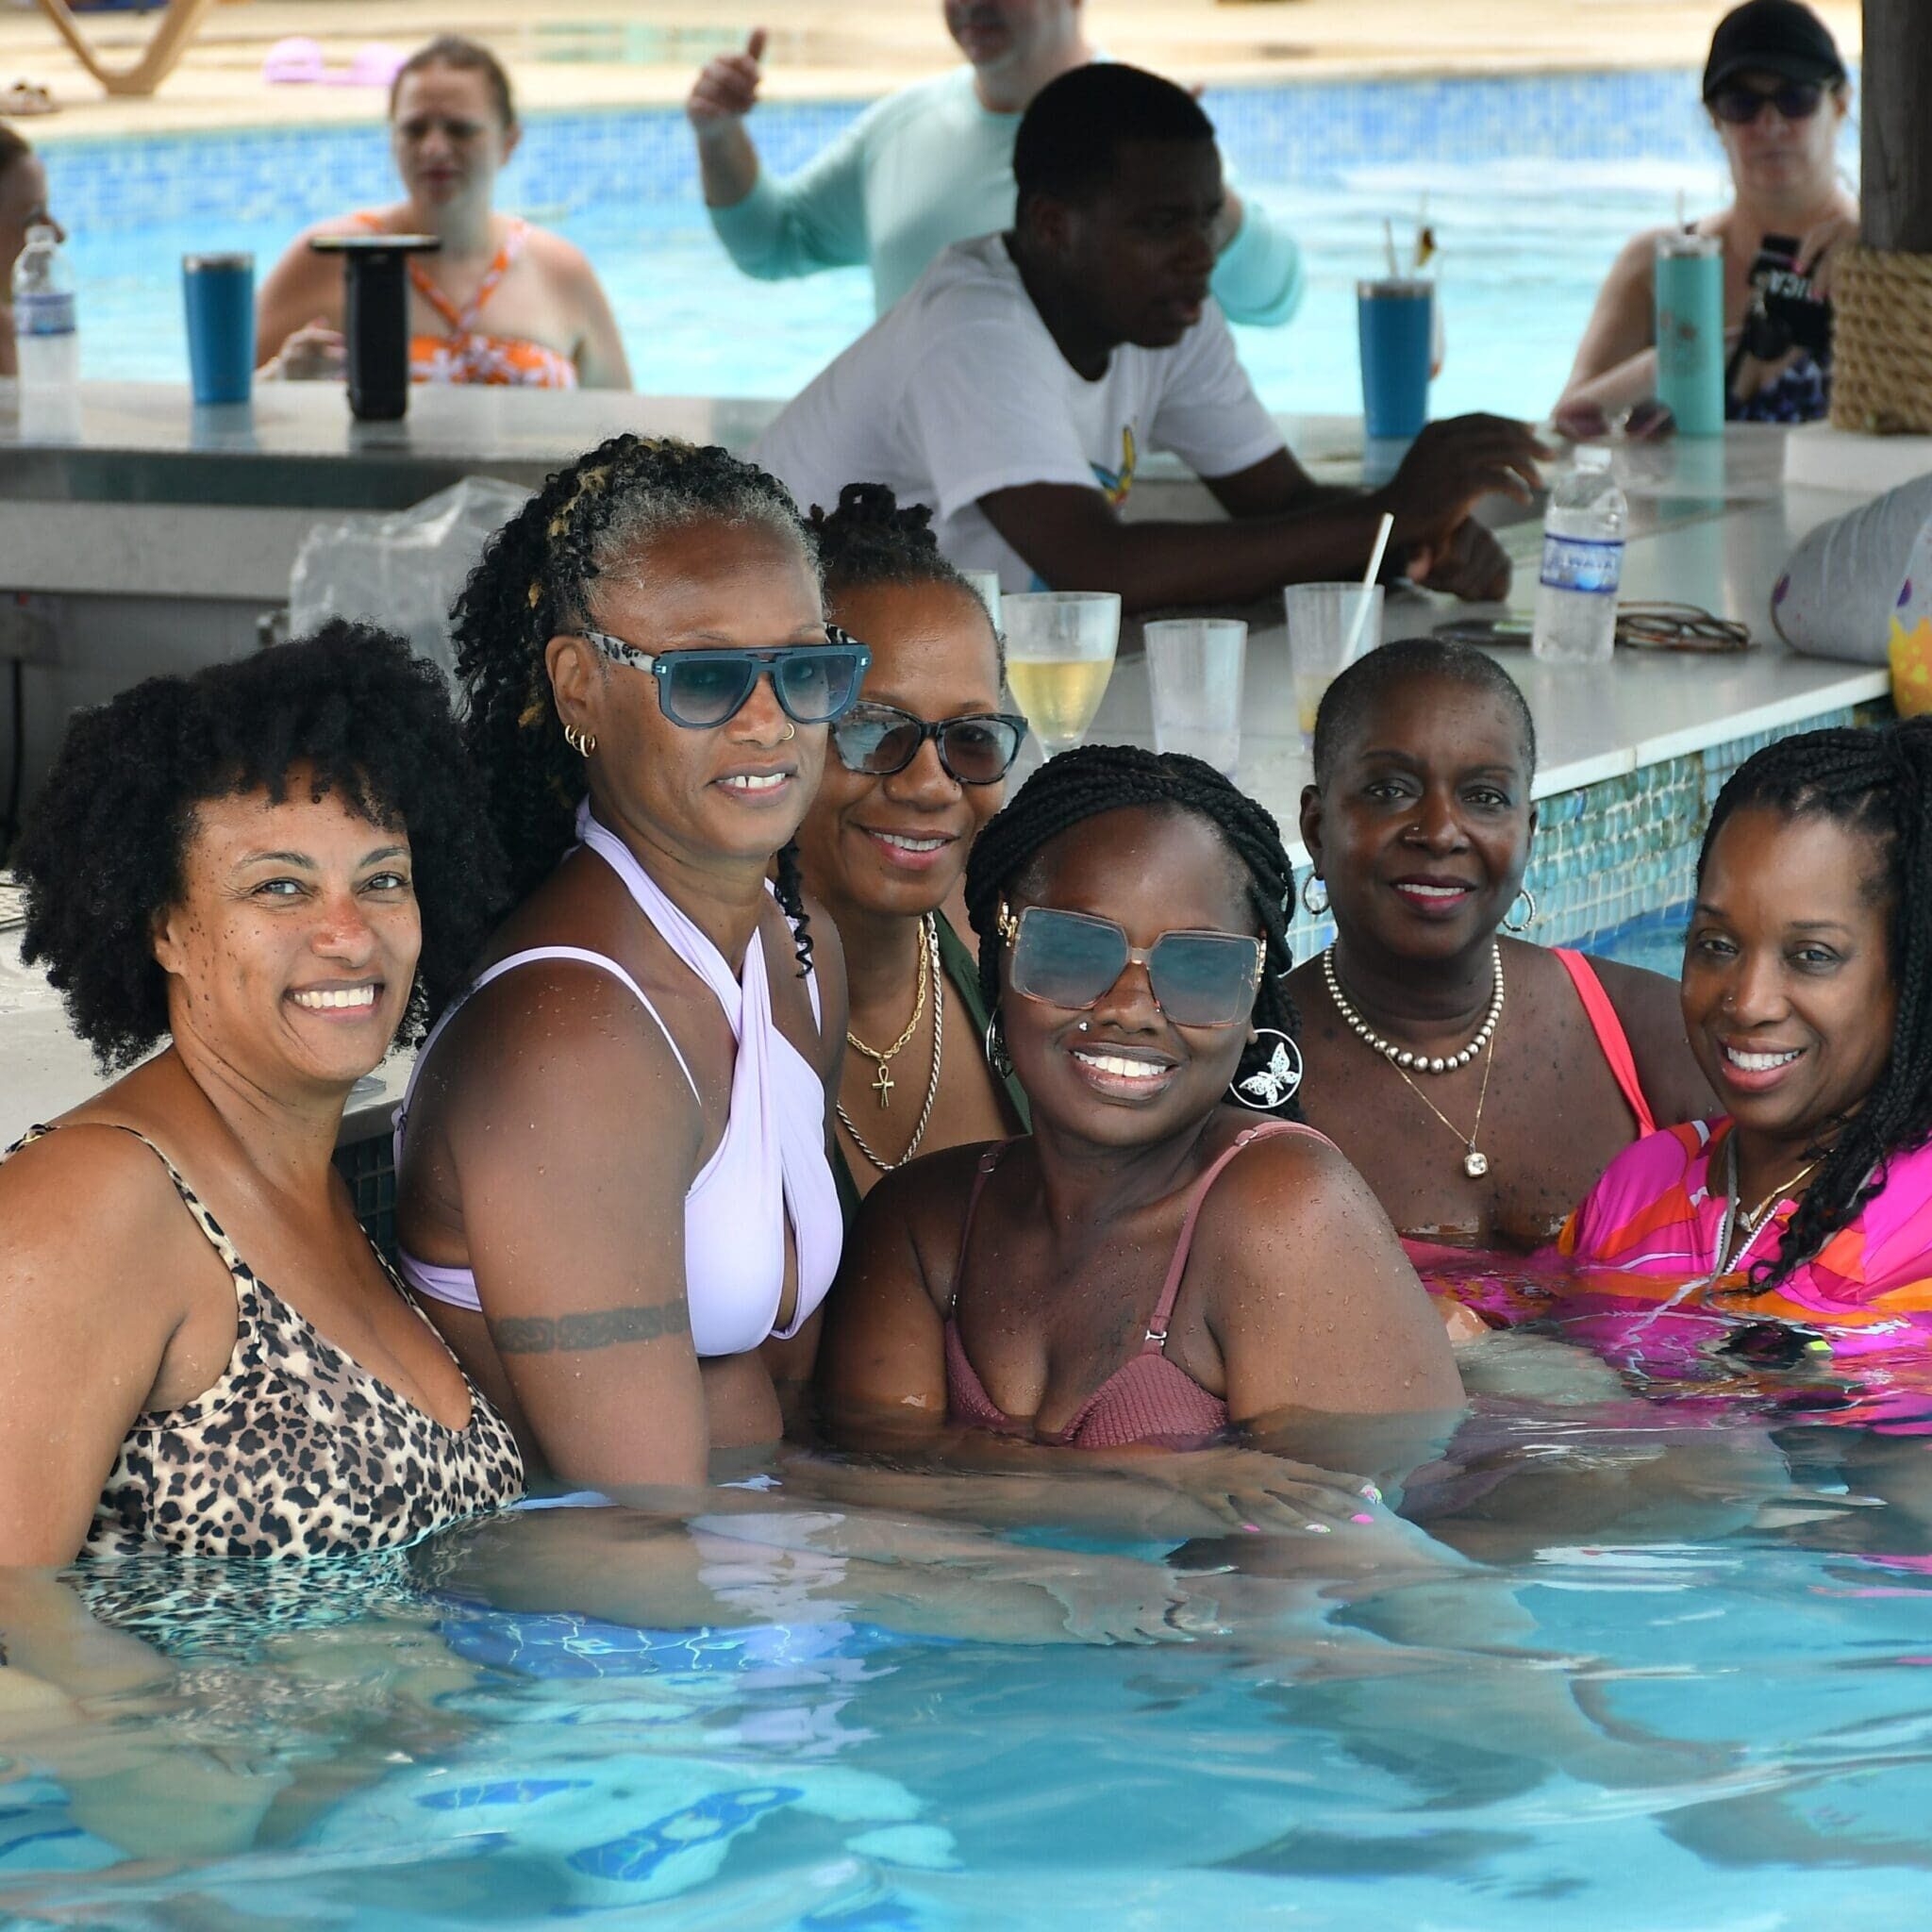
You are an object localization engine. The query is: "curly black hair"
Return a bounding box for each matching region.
[1311,636,1537,788]
[1700,715,1932,1292]
[962,743,1304,1118]
[14,622,508,1072]
[452,433,822,972]
[807,481,1001,668]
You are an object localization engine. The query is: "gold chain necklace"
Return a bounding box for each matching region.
[844,914,930,1108]
[838,917,945,1173]
[1721,1138,1824,1270]
[1389,1029,1500,1178]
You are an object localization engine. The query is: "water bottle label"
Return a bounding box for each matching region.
[16,291,75,338]
[1539,534,1624,595]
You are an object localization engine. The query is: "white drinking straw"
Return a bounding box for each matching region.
[1382,217,1400,277]
[1344,512,1395,663]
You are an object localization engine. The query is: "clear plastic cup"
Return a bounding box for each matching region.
[1283,583,1383,748]
[1002,591,1121,757]
[1144,618,1246,779]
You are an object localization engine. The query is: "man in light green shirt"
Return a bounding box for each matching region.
[686,4,1304,325]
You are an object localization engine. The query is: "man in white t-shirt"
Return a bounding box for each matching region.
[754,65,1546,605]
[687,3,1301,325]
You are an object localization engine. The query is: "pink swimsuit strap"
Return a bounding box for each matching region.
[946,1121,1326,1444]
[1552,947,1657,1137]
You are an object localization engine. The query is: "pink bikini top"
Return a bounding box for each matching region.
[394,803,841,1358]
[944,1121,1327,1449]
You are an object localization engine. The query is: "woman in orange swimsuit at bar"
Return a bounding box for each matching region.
[257,36,631,391]
[1289,639,1712,1265]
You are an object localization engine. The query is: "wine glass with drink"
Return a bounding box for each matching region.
[1001,591,1121,758]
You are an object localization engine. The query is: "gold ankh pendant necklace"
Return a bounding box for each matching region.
[845,914,933,1109]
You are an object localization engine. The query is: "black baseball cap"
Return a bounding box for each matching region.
[1704,0,1847,97]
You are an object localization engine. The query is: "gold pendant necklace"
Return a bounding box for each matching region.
[845,914,931,1108]
[1391,1031,1499,1178]
[838,917,945,1173]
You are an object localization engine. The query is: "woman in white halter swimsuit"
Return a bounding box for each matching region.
[395,437,864,1491]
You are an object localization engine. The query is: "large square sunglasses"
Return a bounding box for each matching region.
[577,625,872,729]
[1707,80,1824,124]
[831,702,1029,785]
[998,902,1264,1028]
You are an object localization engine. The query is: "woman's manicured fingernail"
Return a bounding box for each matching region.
[1240,1523,1261,1533]
[1352,1512,1375,1524]
[1306,1523,1332,1534]
[1360,1484,1382,1502]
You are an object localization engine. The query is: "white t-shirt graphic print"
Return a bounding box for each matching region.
[753,236,1285,591]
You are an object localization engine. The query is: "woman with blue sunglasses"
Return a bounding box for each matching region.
[1558,0,1855,428]
[394,436,873,1491]
[822,744,1461,1460]
[792,484,1032,1218]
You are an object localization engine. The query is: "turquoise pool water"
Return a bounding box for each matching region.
[9,1391,1932,1928]
[64,159,1723,423]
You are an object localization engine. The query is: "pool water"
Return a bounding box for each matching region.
[9,1391,1932,1929]
[64,161,1733,424]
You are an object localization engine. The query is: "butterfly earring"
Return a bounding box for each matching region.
[1230,1029,1304,1109]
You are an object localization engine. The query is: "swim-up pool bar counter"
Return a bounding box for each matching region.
[0,389,1896,1161]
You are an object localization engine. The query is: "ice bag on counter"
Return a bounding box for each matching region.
[288,475,530,684]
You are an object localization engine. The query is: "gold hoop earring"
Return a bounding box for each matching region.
[563,724,597,758]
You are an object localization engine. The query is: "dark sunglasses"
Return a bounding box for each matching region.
[1708,81,1825,125]
[998,901,1264,1028]
[831,702,1028,785]
[578,625,872,729]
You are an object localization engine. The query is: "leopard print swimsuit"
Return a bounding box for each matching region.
[8,1125,525,1560]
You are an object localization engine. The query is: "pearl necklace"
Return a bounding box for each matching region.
[1322,941,1506,1074]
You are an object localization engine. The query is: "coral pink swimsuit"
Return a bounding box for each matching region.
[944,1122,1329,1449]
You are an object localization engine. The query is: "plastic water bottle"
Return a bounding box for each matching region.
[1531,445,1625,665]
[12,224,79,435]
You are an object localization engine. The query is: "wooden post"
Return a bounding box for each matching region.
[1862,0,1932,254]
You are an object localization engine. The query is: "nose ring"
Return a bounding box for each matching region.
[780,721,797,742]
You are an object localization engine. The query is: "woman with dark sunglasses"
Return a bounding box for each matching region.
[821,744,1461,1453]
[1557,0,1854,428]
[393,436,871,1490]
[793,485,1032,1216]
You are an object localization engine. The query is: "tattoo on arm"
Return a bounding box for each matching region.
[490,1301,692,1356]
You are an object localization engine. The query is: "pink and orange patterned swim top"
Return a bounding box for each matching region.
[352,213,578,389]
[1436,1119,1932,1430]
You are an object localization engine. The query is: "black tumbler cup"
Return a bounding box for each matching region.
[308,234,441,421]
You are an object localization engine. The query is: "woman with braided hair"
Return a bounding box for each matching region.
[822,743,1461,1450]
[792,483,1030,1215]
[1468,716,1932,1429]
[393,434,871,1489]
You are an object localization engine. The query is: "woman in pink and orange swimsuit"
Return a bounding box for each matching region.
[1287,639,1712,1275]
[822,744,1461,1461]
[258,36,630,391]
[1456,717,1932,1433]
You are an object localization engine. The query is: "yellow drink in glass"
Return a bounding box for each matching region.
[1001,591,1121,758]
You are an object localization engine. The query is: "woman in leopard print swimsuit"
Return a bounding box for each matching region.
[0,624,525,1565]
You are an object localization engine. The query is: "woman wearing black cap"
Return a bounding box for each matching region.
[1557,0,1856,427]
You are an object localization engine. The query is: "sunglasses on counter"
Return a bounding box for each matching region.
[1707,80,1825,124]
[832,703,1028,784]
[998,902,1264,1028]
[577,625,872,729]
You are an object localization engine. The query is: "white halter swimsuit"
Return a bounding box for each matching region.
[394,804,841,1357]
